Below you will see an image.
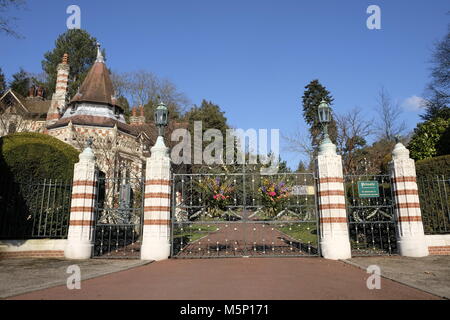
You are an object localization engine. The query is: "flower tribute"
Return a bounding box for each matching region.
[259,178,291,217]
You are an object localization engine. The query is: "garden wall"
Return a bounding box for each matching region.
[425,235,450,255]
[0,240,66,259]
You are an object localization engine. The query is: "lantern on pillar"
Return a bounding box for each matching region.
[318,99,332,140]
[154,100,169,136]
[317,99,336,155]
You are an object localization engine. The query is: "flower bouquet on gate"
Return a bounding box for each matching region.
[196,176,235,218]
[258,178,292,217]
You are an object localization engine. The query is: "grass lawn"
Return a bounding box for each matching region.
[277,222,318,245]
[174,224,219,243]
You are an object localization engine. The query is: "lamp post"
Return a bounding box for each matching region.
[154,100,169,137]
[317,99,336,155]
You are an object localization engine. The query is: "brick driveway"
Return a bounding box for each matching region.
[9,258,441,300]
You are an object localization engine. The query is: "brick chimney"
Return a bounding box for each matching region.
[47,53,70,125]
[138,105,146,123]
[129,106,146,125]
[37,86,44,98]
[28,86,35,98]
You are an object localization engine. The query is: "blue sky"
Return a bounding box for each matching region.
[1,0,448,169]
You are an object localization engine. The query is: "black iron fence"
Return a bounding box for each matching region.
[92,177,144,258]
[344,174,397,256]
[171,172,319,258]
[417,175,450,234]
[0,177,72,239]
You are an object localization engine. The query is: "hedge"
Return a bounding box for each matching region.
[416,154,450,177]
[415,155,450,234]
[0,132,80,182]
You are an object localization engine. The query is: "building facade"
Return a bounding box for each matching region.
[0,46,181,180]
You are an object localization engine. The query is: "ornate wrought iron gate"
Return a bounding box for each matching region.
[344,174,398,256]
[93,176,144,258]
[171,172,319,258]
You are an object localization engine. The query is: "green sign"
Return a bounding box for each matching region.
[357,181,380,198]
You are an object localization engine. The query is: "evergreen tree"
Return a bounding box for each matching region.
[41,29,104,99]
[295,161,308,173]
[0,67,6,95]
[184,100,229,136]
[302,79,337,153]
[9,68,30,97]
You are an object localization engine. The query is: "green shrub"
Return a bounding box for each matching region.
[409,117,450,161]
[416,155,450,234]
[0,132,80,182]
[416,155,450,177]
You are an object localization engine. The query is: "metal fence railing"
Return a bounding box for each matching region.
[171,172,319,258]
[0,178,72,240]
[417,175,450,235]
[344,174,397,256]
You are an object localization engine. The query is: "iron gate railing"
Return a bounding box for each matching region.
[344,174,397,256]
[171,172,319,258]
[417,175,450,234]
[92,176,144,259]
[0,177,72,240]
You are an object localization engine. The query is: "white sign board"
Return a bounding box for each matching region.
[291,185,315,196]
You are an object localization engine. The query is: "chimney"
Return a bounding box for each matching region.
[138,105,146,124]
[47,53,70,126]
[129,107,138,125]
[37,86,44,98]
[129,106,145,125]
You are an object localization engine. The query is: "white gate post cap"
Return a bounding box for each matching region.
[392,142,410,160]
[79,146,95,162]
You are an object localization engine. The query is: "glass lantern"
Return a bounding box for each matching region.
[154,101,169,136]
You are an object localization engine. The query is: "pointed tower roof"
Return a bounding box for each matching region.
[69,43,121,110]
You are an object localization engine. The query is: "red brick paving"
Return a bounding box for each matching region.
[176,222,318,257]
[10,258,440,300]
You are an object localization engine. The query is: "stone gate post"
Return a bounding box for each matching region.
[64,144,97,260]
[140,136,171,261]
[390,142,429,257]
[315,140,352,260]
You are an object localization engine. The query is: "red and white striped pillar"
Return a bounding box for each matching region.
[141,136,171,261]
[315,142,352,260]
[390,142,428,257]
[64,145,97,260]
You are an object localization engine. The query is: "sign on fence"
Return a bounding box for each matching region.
[291,185,315,196]
[357,181,380,198]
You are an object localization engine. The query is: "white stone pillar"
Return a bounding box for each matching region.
[390,142,429,257]
[140,136,171,261]
[64,146,97,260]
[315,140,352,260]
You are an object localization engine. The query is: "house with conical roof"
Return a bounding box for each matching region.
[1,44,185,179]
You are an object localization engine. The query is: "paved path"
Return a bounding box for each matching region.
[176,222,317,258]
[9,258,441,300]
[345,256,450,299]
[0,258,149,299]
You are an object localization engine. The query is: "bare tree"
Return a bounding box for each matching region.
[111,70,189,115]
[375,87,406,140]
[335,108,373,174]
[282,127,314,170]
[0,0,26,38]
